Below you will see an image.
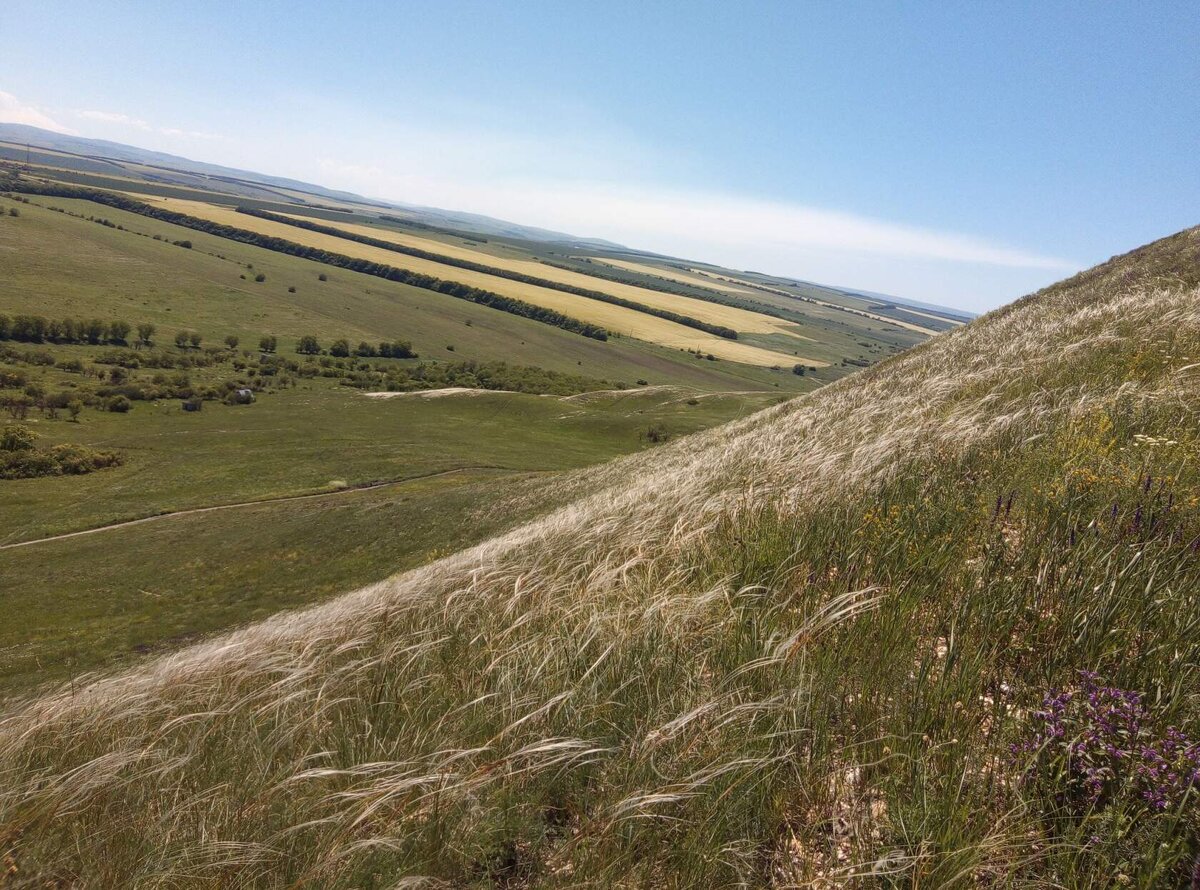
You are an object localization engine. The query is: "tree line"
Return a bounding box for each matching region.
[0,314,148,346]
[8,184,610,341]
[0,314,420,365]
[240,208,740,341]
[296,336,416,358]
[542,258,805,328]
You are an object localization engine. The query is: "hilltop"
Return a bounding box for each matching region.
[2,218,1198,885]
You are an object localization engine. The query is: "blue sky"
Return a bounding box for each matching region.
[2,1,1197,312]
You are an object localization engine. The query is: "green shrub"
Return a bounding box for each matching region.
[0,424,36,452]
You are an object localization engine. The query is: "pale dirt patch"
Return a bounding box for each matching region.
[361,387,518,399]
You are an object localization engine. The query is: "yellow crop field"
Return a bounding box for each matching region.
[138,197,822,367]
[597,258,758,296]
[714,269,945,337]
[282,216,795,336]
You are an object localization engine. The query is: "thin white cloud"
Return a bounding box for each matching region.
[0,90,75,134]
[346,170,1074,271]
[77,108,222,140]
[523,184,1075,270]
[160,127,221,140]
[79,109,152,130]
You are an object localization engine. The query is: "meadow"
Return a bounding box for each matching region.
[0,334,780,693]
[1,221,1196,887]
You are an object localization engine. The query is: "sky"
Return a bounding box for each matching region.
[2,1,1198,313]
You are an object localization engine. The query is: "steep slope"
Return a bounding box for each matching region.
[2,226,1199,887]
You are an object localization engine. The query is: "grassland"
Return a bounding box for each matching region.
[2,221,1198,887]
[5,158,930,371]
[0,337,781,692]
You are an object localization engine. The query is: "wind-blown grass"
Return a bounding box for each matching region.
[2,225,1199,887]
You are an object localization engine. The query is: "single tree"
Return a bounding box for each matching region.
[67,400,83,422]
[137,322,155,347]
[174,330,190,348]
[224,335,240,350]
[189,331,202,348]
[296,335,320,355]
[258,335,278,354]
[329,338,351,357]
[109,320,132,344]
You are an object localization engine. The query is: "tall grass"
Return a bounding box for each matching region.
[2,226,1199,886]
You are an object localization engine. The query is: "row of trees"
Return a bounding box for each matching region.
[0,314,153,347]
[0,317,242,352]
[0,316,416,364]
[295,336,416,359]
[10,184,610,341]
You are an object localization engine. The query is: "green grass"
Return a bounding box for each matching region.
[0,469,547,697]
[0,361,780,542]
[0,352,783,694]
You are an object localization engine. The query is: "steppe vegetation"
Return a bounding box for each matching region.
[2,204,1197,888]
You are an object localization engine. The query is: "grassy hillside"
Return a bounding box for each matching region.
[2,220,1198,887]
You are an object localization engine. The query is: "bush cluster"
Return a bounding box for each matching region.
[0,424,122,479]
